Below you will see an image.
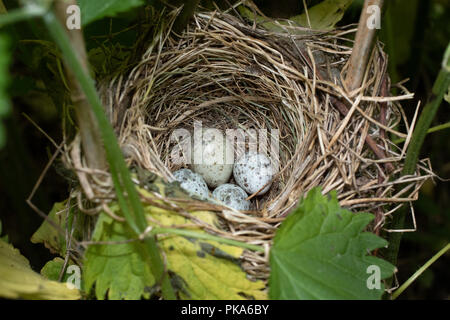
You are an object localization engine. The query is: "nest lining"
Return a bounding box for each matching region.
[66,8,433,282]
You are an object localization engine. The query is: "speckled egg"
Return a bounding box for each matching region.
[212,184,250,211]
[233,151,274,196]
[173,168,209,199]
[191,128,234,188]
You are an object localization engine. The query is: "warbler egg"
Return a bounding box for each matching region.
[191,128,234,188]
[212,184,250,211]
[233,151,274,196]
[173,168,209,199]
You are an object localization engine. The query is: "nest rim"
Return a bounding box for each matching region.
[65,7,434,282]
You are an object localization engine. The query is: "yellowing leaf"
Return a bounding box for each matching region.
[143,197,267,300]
[0,239,80,300]
[83,185,266,300]
[161,236,266,299]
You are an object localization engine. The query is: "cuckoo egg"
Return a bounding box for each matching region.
[173,168,209,199]
[233,151,274,196]
[212,184,250,211]
[191,128,234,188]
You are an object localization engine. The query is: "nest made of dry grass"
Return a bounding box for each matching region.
[65,6,433,282]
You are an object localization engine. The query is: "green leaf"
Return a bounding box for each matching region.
[78,0,145,26]
[0,33,11,149]
[41,258,66,281]
[84,213,156,300]
[84,187,267,300]
[139,192,266,300]
[31,201,67,255]
[43,8,176,299]
[238,0,353,32]
[269,187,395,300]
[41,257,85,290]
[290,0,354,30]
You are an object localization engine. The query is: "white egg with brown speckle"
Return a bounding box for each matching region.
[233,151,274,196]
[191,128,234,188]
[212,184,250,211]
[173,168,209,199]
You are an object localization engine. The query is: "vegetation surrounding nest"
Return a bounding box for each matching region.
[2,0,448,300]
[65,8,432,281]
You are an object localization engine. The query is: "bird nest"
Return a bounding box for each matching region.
[65,7,432,282]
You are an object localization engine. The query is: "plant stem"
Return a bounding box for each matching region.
[43,3,176,299]
[393,121,450,144]
[385,43,450,276]
[53,0,106,171]
[152,228,265,253]
[392,243,450,300]
[345,0,384,92]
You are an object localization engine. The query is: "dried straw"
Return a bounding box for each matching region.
[65,7,432,282]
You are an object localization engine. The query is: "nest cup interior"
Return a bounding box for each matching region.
[112,10,422,222]
[84,8,434,281]
[128,23,309,213]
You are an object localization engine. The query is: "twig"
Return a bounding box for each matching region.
[53,0,106,171]
[345,0,384,92]
[341,0,392,173]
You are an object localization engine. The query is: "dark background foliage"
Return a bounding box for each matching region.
[0,0,448,299]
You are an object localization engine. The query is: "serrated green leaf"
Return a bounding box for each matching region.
[269,187,395,300]
[78,0,145,26]
[84,213,156,300]
[0,239,80,300]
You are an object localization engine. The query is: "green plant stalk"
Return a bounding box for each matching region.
[394,121,450,144]
[152,228,265,252]
[385,43,450,270]
[392,243,450,300]
[42,11,176,300]
[0,7,44,27]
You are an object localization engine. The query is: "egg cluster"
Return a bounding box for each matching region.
[172,130,274,211]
